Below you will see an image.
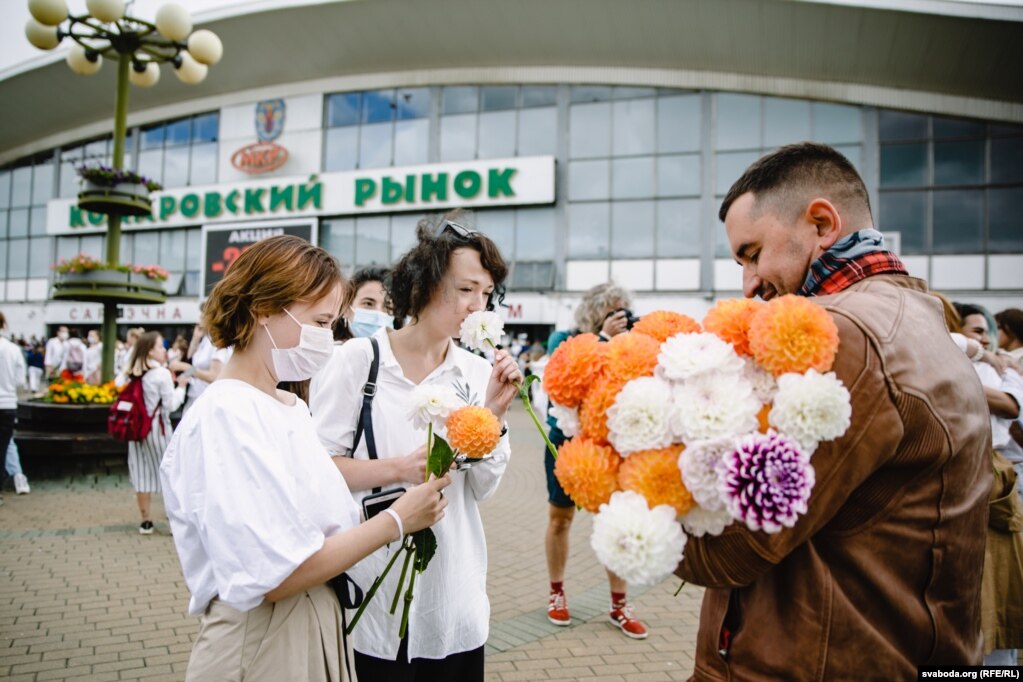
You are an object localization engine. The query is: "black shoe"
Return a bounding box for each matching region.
[139,521,154,535]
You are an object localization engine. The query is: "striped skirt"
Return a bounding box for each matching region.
[127,417,170,493]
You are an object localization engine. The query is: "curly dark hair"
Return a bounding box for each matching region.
[335,265,393,342]
[389,211,508,325]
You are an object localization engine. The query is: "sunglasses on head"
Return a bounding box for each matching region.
[441,220,477,241]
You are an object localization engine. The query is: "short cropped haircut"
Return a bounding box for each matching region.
[204,235,344,351]
[996,308,1023,343]
[389,212,508,325]
[574,282,632,334]
[718,142,872,224]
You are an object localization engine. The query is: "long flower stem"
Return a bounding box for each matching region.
[389,544,415,615]
[345,538,407,635]
[424,423,432,483]
[398,554,420,639]
[487,339,560,460]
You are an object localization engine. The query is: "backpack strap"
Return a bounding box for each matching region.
[351,338,381,493]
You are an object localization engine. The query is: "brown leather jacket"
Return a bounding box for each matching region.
[677,275,991,680]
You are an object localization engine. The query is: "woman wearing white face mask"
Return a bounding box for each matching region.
[160,235,450,682]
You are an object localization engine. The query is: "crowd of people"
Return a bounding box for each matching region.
[5,142,1023,679]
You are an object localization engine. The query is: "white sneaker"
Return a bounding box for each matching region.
[13,474,29,495]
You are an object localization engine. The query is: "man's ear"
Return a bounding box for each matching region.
[805,198,843,250]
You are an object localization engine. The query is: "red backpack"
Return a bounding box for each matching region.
[107,376,162,442]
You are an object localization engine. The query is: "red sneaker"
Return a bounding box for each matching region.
[548,590,571,626]
[609,603,648,639]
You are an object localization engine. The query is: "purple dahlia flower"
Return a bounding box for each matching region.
[718,431,815,533]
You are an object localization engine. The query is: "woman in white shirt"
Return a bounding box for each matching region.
[160,235,449,682]
[170,324,231,411]
[310,217,521,681]
[123,331,188,535]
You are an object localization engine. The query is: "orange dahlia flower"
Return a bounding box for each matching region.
[703,298,764,357]
[605,331,661,383]
[579,374,627,445]
[446,406,502,459]
[554,438,622,512]
[748,295,839,375]
[631,311,701,343]
[544,333,608,408]
[618,445,694,516]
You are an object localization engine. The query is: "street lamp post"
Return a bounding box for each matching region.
[25,0,222,382]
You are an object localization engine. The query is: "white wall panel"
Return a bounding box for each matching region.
[610,259,654,292]
[931,255,985,290]
[566,260,609,291]
[989,255,1023,290]
[656,259,700,290]
[714,258,743,292]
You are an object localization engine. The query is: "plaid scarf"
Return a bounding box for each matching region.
[798,229,908,297]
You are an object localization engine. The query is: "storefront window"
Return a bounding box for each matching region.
[932,189,983,253]
[879,191,927,254]
[657,199,701,258]
[879,111,927,141]
[613,99,655,156]
[880,143,927,187]
[568,160,610,201]
[715,94,761,151]
[28,237,51,277]
[518,107,556,156]
[991,137,1023,184]
[812,103,861,144]
[443,87,478,115]
[568,202,610,258]
[934,140,984,186]
[658,95,701,153]
[611,200,655,258]
[359,122,393,169]
[989,187,1023,252]
[612,157,655,199]
[478,111,517,159]
[656,154,701,197]
[440,113,477,162]
[764,97,810,148]
[569,102,611,159]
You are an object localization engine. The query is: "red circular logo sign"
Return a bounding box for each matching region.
[231,141,289,174]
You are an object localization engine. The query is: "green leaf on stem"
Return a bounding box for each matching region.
[426,434,456,478]
[411,528,437,572]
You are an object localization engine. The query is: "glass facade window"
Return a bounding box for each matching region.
[325,89,433,170]
[879,112,1022,255]
[135,112,219,188]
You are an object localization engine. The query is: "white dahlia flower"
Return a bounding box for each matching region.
[605,376,675,455]
[669,373,759,442]
[657,332,745,383]
[679,505,734,537]
[459,311,504,351]
[548,403,580,438]
[769,370,852,454]
[407,384,461,432]
[591,491,687,586]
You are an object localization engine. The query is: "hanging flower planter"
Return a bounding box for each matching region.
[51,254,168,304]
[76,166,162,217]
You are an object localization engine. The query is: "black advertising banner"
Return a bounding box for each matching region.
[201,221,315,297]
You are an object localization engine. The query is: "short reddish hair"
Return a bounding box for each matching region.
[204,235,344,351]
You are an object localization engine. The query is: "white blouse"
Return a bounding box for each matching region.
[188,336,232,400]
[309,327,510,661]
[140,365,186,430]
[160,379,361,615]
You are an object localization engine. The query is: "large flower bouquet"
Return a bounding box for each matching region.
[43,370,118,404]
[543,296,851,586]
[346,384,504,638]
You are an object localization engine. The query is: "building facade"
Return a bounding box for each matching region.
[2,0,1022,339]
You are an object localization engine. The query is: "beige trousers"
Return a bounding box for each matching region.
[186,583,347,682]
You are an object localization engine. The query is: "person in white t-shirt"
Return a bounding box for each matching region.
[310,216,521,681]
[43,325,67,379]
[160,234,448,681]
[83,329,102,385]
[0,312,26,502]
[169,325,231,411]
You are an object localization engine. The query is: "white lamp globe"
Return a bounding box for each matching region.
[129,62,160,88]
[28,0,68,26]
[187,30,222,66]
[174,51,207,85]
[66,44,102,75]
[86,0,125,23]
[155,3,192,42]
[25,18,60,50]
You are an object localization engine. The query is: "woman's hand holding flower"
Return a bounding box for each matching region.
[485,349,521,420]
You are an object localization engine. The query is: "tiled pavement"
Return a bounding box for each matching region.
[0,404,702,681]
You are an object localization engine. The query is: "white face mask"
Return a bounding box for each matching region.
[264,309,334,381]
[57,331,69,341]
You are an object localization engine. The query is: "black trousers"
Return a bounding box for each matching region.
[353,638,484,682]
[0,409,15,487]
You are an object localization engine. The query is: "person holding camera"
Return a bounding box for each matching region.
[160,235,450,681]
[543,281,649,639]
[309,215,520,681]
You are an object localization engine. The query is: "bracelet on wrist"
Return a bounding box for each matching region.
[381,508,403,544]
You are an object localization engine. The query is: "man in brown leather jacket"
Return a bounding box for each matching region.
[676,142,991,680]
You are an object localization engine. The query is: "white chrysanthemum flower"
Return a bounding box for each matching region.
[669,373,759,442]
[680,505,734,537]
[548,403,580,438]
[407,384,461,432]
[459,311,504,351]
[769,370,852,453]
[742,357,778,405]
[678,439,734,512]
[657,332,744,383]
[591,491,687,587]
[605,376,675,455]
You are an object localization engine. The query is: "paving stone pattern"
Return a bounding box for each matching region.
[0,404,701,681]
